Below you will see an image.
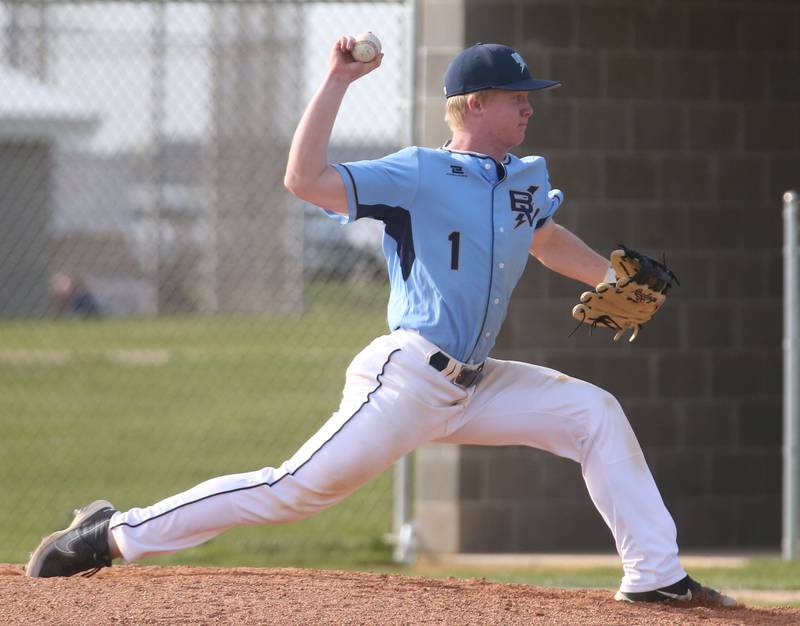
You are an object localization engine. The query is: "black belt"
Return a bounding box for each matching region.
[427,351,485,389]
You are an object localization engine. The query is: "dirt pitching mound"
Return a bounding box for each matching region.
[2,563,798,625]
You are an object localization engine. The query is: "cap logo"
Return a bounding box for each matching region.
[511,52,526,73]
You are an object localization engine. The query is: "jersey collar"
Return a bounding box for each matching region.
[440,141,512,165]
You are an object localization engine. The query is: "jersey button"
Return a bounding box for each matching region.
[484,163,491,170]
[499,227,505,233]
[498,262,505,269]
[484,331,491,338]
[494,298,500,304]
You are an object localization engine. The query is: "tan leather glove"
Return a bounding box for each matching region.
[572,246,679,343]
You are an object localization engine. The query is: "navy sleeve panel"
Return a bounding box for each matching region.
[357,203,416,281]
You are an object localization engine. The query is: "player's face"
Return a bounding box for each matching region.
[481,90,533,149]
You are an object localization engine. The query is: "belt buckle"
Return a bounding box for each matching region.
[427,350,484,389]
[454,364,483,389]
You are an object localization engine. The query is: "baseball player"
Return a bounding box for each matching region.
[26,37,735,608]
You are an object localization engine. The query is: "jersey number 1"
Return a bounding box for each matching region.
[448,231,460,270]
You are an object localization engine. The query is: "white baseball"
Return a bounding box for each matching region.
[352,32,381,63]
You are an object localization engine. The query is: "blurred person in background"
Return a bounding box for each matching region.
[51,273,103,317]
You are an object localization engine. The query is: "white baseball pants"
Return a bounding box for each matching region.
[110,328,686,592]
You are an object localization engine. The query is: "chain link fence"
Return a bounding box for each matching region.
[0,0,412,567]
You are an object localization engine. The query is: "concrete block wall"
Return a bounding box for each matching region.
[415,0,799,553]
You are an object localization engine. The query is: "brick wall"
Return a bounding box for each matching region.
[415,0,799,552]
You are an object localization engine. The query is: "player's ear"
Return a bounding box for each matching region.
[466,92,485,114]
[467,90,495,115]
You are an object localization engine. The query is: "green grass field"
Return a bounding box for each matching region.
[0,281,394,567]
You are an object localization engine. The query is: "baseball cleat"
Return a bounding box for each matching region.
[25,499,116,578]
[615,575,738,607]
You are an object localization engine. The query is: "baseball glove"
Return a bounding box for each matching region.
[571,246,679,343]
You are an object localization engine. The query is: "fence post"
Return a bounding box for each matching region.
[784,189,800,560]
[392,0,419,565]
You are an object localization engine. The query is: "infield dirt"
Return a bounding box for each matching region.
[2,563,799,625]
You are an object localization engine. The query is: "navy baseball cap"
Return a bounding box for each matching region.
[443,43,561,98]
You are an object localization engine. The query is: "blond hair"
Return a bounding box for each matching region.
[445,90,493,131]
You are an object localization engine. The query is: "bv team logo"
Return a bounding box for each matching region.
[509,186,540,229]
[511,52,527,73]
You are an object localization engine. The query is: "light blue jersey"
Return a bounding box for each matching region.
[331,146,562,364]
